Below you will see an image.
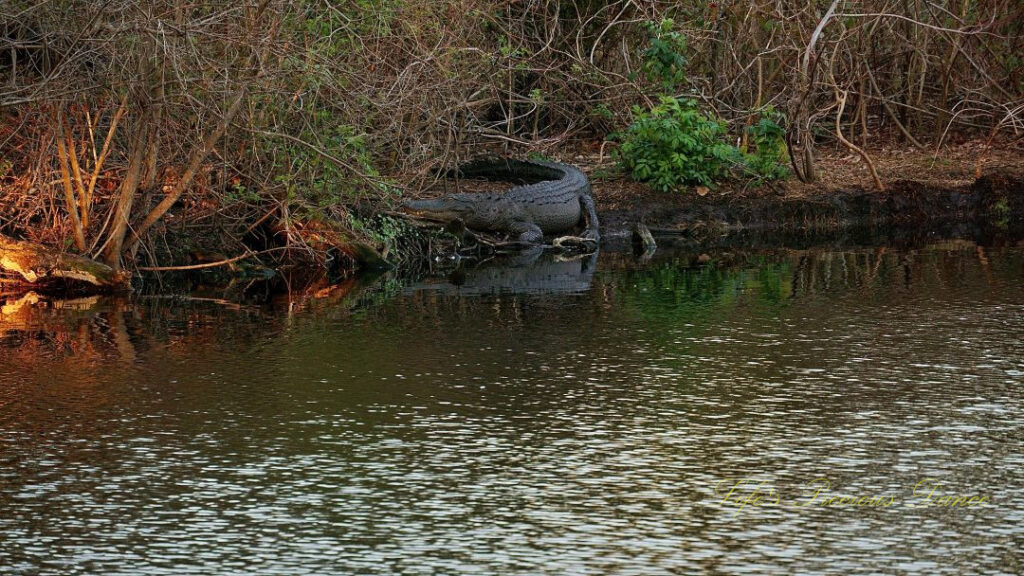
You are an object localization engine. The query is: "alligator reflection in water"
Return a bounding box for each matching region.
[406,247,598,295]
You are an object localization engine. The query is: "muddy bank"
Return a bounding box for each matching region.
[596,169,1024,247]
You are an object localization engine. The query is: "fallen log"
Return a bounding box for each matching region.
[0,235,131,292]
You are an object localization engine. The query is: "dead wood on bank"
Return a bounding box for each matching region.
[0,235,131,293]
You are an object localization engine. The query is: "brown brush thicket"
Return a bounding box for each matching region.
[1,1,1021,267]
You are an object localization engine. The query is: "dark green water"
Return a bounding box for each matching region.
[2,241,1022,575]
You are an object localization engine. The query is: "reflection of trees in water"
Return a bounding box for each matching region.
[609,241,1022,326]
[0,270,397,388]
[1,291,300,434]
[2,241,1019,362]
[1,294,140,430]
[1,294,137,365]
[787,248,924,296]
[788,241,1021,298]
[0,293,274,367]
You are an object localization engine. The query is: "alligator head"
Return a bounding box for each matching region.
[403,196,476,224]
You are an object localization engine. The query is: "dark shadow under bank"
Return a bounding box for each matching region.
[598,170,1024,249]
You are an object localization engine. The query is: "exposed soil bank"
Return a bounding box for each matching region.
[586,143,1024,245]
[596,169,1024,248]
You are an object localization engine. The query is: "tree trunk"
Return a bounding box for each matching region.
[123,84,249,257]
[101,120,150,268]
[790,0,841,184]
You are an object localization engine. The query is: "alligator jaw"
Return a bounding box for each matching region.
[403,198,470,223]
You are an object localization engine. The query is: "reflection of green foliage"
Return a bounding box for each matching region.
[755,262,789,304]
[990,198,1010,229]
[613,257,793,325]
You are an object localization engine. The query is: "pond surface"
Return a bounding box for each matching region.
[2,239,1023,575]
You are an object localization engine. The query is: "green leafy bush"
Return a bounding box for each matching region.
[273,121,380,219]
[614,96,739,191]
[641,19,688,92]
[612,20,791,192]
[742,108,790,182]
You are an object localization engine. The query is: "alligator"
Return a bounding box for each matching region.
[403,158,600,244]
